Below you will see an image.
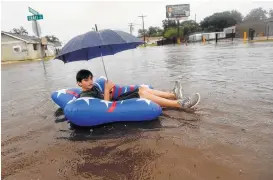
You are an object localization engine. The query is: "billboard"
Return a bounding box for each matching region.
[166,4,190,20]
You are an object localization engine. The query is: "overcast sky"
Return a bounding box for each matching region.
[1,0,273,44]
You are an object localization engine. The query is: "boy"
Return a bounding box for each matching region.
[76,69,200,109]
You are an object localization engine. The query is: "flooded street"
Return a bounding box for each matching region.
[2,42,273,180]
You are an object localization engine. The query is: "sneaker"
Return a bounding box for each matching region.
[172,80,179,97]
[178,93,200,109]
[172,80,183,99]
[178,81,184,99]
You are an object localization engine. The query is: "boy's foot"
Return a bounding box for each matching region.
[178,93,201,109]
[172,80,183,99]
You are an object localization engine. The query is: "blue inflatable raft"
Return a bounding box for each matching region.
[51,76,162,126]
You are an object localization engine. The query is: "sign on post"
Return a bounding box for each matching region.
[27,7,46,71]
[166,4,190,20]
[28,7,39,15]
[27,14,43,21]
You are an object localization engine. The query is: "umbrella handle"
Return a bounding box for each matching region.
[100,54,109,81]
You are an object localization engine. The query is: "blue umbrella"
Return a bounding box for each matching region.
[55,29,144,79]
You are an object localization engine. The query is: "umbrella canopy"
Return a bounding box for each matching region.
[55,29,144,63]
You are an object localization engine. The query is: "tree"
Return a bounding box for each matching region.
[180,20,201,35]
[45,35,60,43]
[161,20,201,39]
[244,7,267,21]
[155,27,163,36]
[11,26,28,35]
[269,9,273,18]
[138,29,148,37]
[163,27,183,38]
[148,26,157,36]
[230,10,243,23]
[162,19,177,30]
[147,26,163,37]
[200,11,237,32]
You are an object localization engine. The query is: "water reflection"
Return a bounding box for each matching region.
[53,107,200,142]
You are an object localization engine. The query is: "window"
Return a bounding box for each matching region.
[33,44,38,50]
[13,46,21,53]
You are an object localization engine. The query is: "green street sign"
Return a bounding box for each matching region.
[28,7,39,15]
[27,14,43,21]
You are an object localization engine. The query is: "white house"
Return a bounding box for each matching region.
[1,31,59,61]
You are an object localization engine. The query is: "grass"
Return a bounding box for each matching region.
[139,43,157,47]
[1,56,55,65]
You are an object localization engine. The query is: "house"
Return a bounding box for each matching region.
[1,31,58,61]
[52,41,62,54]
[139,36,163,44]
[235,18,273,38]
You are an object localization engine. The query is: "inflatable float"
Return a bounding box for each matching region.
[51,76,162,126]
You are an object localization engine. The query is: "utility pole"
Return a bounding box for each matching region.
[138,15,147,47]
[195,14,196,22]
[177,20,180,44]
[128,23,134,35]
[267,23,269,40]
[95,24,98,31]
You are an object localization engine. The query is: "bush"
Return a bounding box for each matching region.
[163,27,183,38]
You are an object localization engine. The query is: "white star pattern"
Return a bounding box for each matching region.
[76,97,94,106]
[120,101,124,104]
[56,89,67,98]
[137,98,151,105]
[124,87,127,93]
[95,82,103,92]
[100,100,112,108]
[67,96,77,104]
[140,84,150,88]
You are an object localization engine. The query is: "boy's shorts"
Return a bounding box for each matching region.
[112,88,140,101]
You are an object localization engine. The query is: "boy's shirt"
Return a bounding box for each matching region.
[79,85,104,99]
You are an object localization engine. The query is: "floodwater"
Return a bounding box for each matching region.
[2,41,273,180]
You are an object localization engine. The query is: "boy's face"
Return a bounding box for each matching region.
[78,75,93,91]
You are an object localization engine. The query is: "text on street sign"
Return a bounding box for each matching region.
[27,14,43,21]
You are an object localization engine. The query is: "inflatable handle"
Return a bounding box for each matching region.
[95,76,153,99]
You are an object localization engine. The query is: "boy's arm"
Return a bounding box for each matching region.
[104,88,111,101]
[104,81,115,101]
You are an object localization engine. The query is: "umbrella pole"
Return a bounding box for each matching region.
[100,54,109,80]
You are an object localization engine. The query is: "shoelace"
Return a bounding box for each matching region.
[178,97,191,107]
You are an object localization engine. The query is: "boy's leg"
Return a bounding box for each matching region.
[140,86,176,99]
[113,87,200,109]
[139,87,180,108]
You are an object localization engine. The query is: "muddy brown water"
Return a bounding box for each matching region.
[2,42,273,180]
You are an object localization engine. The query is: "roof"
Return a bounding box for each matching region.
[53,41,62,47]
[266,17,273,23]
[1,31,40,43]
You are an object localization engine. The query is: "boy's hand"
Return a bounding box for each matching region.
[105,80,115,92]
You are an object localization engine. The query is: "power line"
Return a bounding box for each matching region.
[138,15,147,46]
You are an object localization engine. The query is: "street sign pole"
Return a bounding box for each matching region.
[34,20,45,71]
[28,7,45,71]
